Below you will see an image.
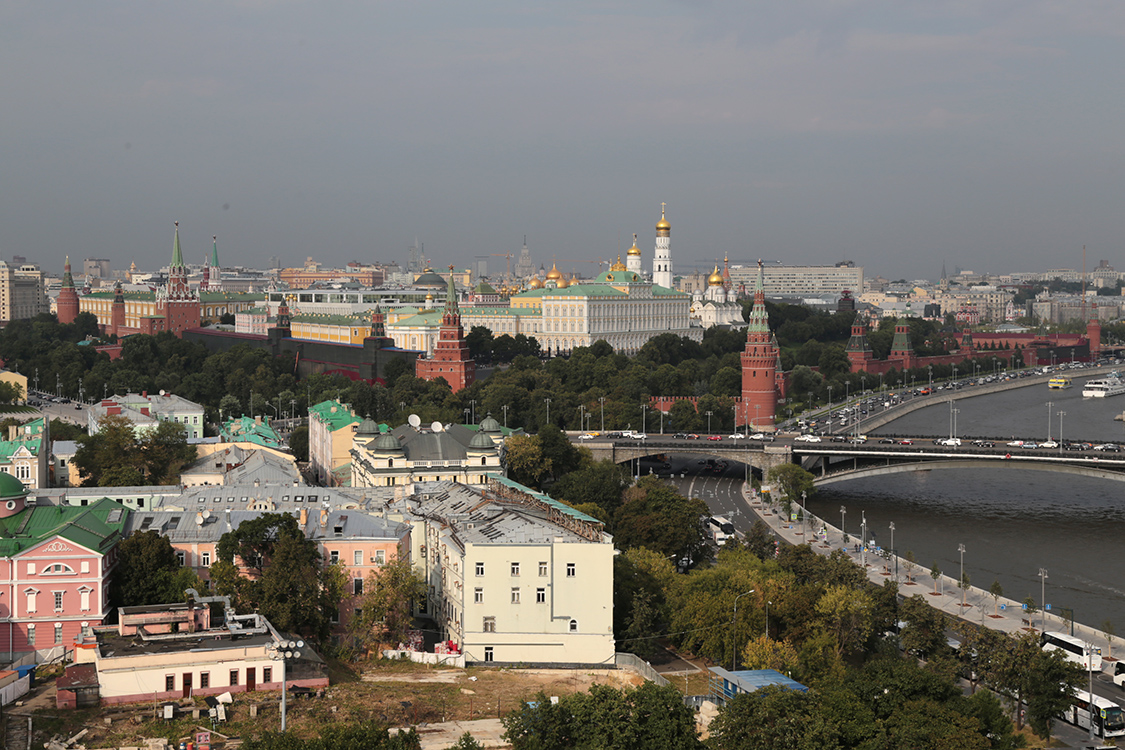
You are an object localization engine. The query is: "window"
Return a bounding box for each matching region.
[511,588,520,604]
[354,550,363,566]
[26,563,35,575]
[484,646,494,662]
[54,591,63,610]
[566,563,576,578]
[230,670,239,686]
[79,588,90,611]
[200,672,210,689]
[176,551,186,567]
[353,578,363,596]
[202,552,211,567]
[80,561,89,574]
[262,667,272,684]
[539,561,548,577]
[483,616,496,633]
[510,562,520,577]
[330,551,339,565]
[375,549,386,565]
[569,619,578,633]
[55,623,63,644]
[474,588,483,604]
[25,590,37,613]
[536,588,546,604]
[26,625,34,646]
[166,675,175,691]
[475,562,485,577]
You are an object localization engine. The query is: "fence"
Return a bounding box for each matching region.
[614,652,670,688]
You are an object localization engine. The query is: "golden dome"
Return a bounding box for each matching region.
[656,205,670,231]
[555,275,569,289]
[707,265,724,286]
[527,277,543,290]
[627,233,641,256]
[610,254,627,272]
[426,293,434,300]
[546,263,562,280]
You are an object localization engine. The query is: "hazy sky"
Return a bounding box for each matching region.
[4,1,1125,282]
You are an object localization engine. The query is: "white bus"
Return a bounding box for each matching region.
[707,516,735,545]
[1040,631,1103,671]
[1059,690,1125,739]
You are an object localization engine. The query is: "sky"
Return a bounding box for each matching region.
[3,0,1125,282]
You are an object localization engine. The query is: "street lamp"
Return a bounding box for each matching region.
[579,403,585,431]
[502,404,509,428]
[705,410,713,434]
[1058,410,1066,453]
[470,399,477,424]
[544,397,551,426]
[958,543,966,609]
[642,404,648,435]
[1046,401,1053,441]
[599,396,606,431]
[267,638,304,732]
[731,589,755,670]
[827,385,833,420]
[928,365,933,391]
[861,510,867,567]
[1039,568,1049,632]
[840,506,846,543]
[765,600,771,641]
[889,522,896,583]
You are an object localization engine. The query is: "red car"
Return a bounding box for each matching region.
[686,434,700,440]
[707,435,723,441]
[898,439,914,445]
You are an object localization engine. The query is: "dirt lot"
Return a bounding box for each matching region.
[14,660,646,749]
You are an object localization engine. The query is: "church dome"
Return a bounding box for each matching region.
[527,277,543,290]
[480,413,501,433]
[610,255,627,272]
[372,432,403,451]
[708,266,724,286]
[555,275,569,289]
[468,431,495,450]
[415,268,447,289]
[656,209,670,231]
[356,417,380,436]
[546,263,562,281]
[627,237,641,256]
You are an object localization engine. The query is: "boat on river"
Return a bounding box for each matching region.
[1083,373,1125,398]
[1048,376,1072,390]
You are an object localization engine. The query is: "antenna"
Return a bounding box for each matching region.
[431,421,443,433]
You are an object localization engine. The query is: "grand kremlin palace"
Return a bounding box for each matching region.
[80,290,263,332]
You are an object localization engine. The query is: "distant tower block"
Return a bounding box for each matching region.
[652,204,673,289]
[740,260,778,430]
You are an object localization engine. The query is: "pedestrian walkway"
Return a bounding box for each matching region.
[740,483,1122,673]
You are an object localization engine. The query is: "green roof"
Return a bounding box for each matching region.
[460,306,540,317]
[0,498,129,558]
[309,400,361,432]
[172,224,185,267]
[199,291,264,302]
[221,416,285,448]
[0,438,42,463]
[391,311,444,327]
[293,314,372,327]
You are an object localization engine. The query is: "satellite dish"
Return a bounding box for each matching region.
[202,510,211,520]
[408,414,421,428]
[195,515,204,526]
[431,421,443,433]
[159,389,166,396]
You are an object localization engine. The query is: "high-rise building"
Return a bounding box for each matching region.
[652,204,673,289]
[514,237,534,278]
[0,262,47,323]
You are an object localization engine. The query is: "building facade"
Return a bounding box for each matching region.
[308,400,362,485]
[0,262,48,324]
[88,393,206,441]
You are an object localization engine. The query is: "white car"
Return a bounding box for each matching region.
[749,433,767,440]
[728,433,746,440]
[795,434,822,443]
[937,438,961,446]
[631,432,647,440]
[1040,440,1059,449]
[1006,440,1024,447]
[578,433,597,441]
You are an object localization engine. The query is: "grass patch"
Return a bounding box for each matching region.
[0,405,36,414]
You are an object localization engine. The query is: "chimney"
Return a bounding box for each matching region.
[142,390,147,398]
[299,507,308,526]
[140,406,150,416]
[7,426,15,441]
[319,508,328,528]
[255,416,262,425]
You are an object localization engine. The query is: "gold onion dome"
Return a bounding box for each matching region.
[546,263,562,280]
[527,277,543,289]
[610,255,627,272]
[627,234,641,256]
[555,275,569,289]
[656,209,670,231]
[708,266,724,286]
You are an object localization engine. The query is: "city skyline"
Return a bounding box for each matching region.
[4,1,1125,280]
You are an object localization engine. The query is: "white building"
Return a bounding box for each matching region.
[398,477,614,666]
[728,262,864,297]
[88,393,206,441]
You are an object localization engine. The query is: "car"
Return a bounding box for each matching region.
[706,435,722,441]
[1039,440,1059,449]
[937,438,961,447]
[631,433,647,440]
[849,437,867,444]
[1006,440,1024,447]
[686,433,700,440]
[830,435,846,442]
[897,439,914,445]
[795,434,821,443]
[1094,443,1121,452]
[74,404,82,410]
[578,433,597,440]
[728,433,745,440]
[878,438,895,444]
[673,432,688,439]
[749,433,767,440]
[1063,442,1084,451]
[1021,442,1039,449]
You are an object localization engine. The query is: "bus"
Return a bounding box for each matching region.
[707,516,735,545]
[1040,631,1103,671]
[1059,690,1125,739]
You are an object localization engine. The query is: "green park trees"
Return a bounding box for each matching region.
[73,414,196,486]
[109,530,201,609]
[349,556,427,654]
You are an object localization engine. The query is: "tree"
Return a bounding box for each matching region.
[109,530,201,609]
[350,556,426,653]
[903,550,917,584]
[744,519,777,561]
[929,562,941,595]
[217,513,304,574]
[219,394,241,419]
[1025,648,1083,743]
[288,425,309,462]
[990,579,1003,617]
[741,635,800,674]
[815,584,874,658]
[504,434,547,487]
[708,685,839,750]
[240,722,420,750]
[613,476,711,568]
[1104,619,1116,660]
[0,380,23,403]
[137,420,196,483]
[550,460,628,518]
[766,464,816,505]
[73,413,140,486]
[449,733,483,750]
[898,594,951,661]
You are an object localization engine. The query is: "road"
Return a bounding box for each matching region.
[26,391,89,427]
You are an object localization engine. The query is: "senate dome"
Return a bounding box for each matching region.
[415,268,447,289]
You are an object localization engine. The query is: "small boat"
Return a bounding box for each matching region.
[1048,376,1072,390]
[1083,373,1125,398]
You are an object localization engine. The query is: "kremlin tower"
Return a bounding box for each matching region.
[652,203,673,289]
[156,222,201,337]
[740,260,779,431]
[202,235,222,292]
[415,267,475,392]
[57,257,79,324]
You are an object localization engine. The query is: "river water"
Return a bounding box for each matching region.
[803,378,1125,632]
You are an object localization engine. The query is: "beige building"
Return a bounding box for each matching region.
[0,370,28,404]
[399,477,615,665]
[308,400,362,485]
[350,416,504,488]
[728,262,864,297]
[0,262,48,323]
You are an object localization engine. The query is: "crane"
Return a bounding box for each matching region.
[490,253,513,277]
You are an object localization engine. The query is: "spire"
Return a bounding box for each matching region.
[211,235,219,267]
[171,221,184,268]
[62,256,74,289]
[747,260,770,335]
[444,265,459,316]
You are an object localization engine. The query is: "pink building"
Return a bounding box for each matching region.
[0,478,128,660]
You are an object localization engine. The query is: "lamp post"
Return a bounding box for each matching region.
[928,365,933,391]
[754,404,761,433]
[861,510,867,567]
[579,404,585,431]
[1058,410,1065,453]
[544,397,551,426]
[1046,401,1053,441]
[599,396,606,431]
[952,407,959,442]
[827,385,833,421]
[1038,568,1048,632]
[705,410,713,434]
[502,404,509,428]
[267,638,304,732]
[799,490,807,539]
[464,407,471,425]
[765,600,771,641]
[840,506,846,543]
[642,404,647,435]
[889,522,896,583]
[958,543,966,609]
[731,589,755,670]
